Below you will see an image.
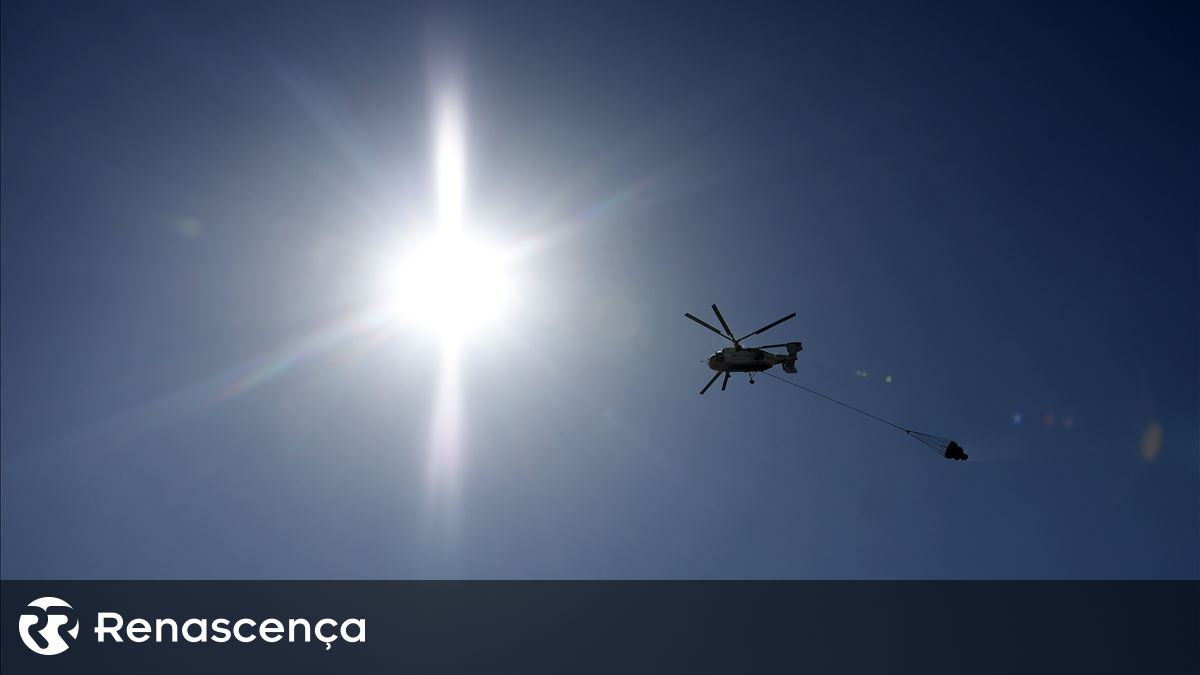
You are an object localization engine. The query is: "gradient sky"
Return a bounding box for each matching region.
[2,2,1197,579]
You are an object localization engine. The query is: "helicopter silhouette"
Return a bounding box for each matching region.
[685,304,802,394]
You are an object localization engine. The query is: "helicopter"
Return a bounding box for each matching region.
[685,304,802,394]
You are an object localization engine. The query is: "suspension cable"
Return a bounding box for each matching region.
[760,370,909,433]
[758,371,964,459]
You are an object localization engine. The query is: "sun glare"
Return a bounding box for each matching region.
[371,79,518,342]
[380,230,514,340]
[434,96,466,229]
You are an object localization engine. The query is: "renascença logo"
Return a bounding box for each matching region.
[16,597,366,654]
[18,597,79,655]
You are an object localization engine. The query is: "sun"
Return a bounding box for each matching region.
[371,79,518,342]
[378,228,515,340]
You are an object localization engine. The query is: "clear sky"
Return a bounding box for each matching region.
[2,1,1196,579]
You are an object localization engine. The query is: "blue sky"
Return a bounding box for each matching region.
[2,2,1196,578]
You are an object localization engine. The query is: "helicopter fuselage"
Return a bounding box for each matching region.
[708,347,788,373]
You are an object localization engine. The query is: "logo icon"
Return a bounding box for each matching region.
[18,597,79,655]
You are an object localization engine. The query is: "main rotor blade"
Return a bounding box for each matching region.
[738,312,796,342]
[752,343,797,350]
[685,312,734,342]
[711,304,736,342]
[720,371,731,391]
[699,370,722,395]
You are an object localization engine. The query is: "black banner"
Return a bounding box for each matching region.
[2,581,1196,674]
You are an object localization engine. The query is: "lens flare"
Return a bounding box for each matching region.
[1140,421,1163,462]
